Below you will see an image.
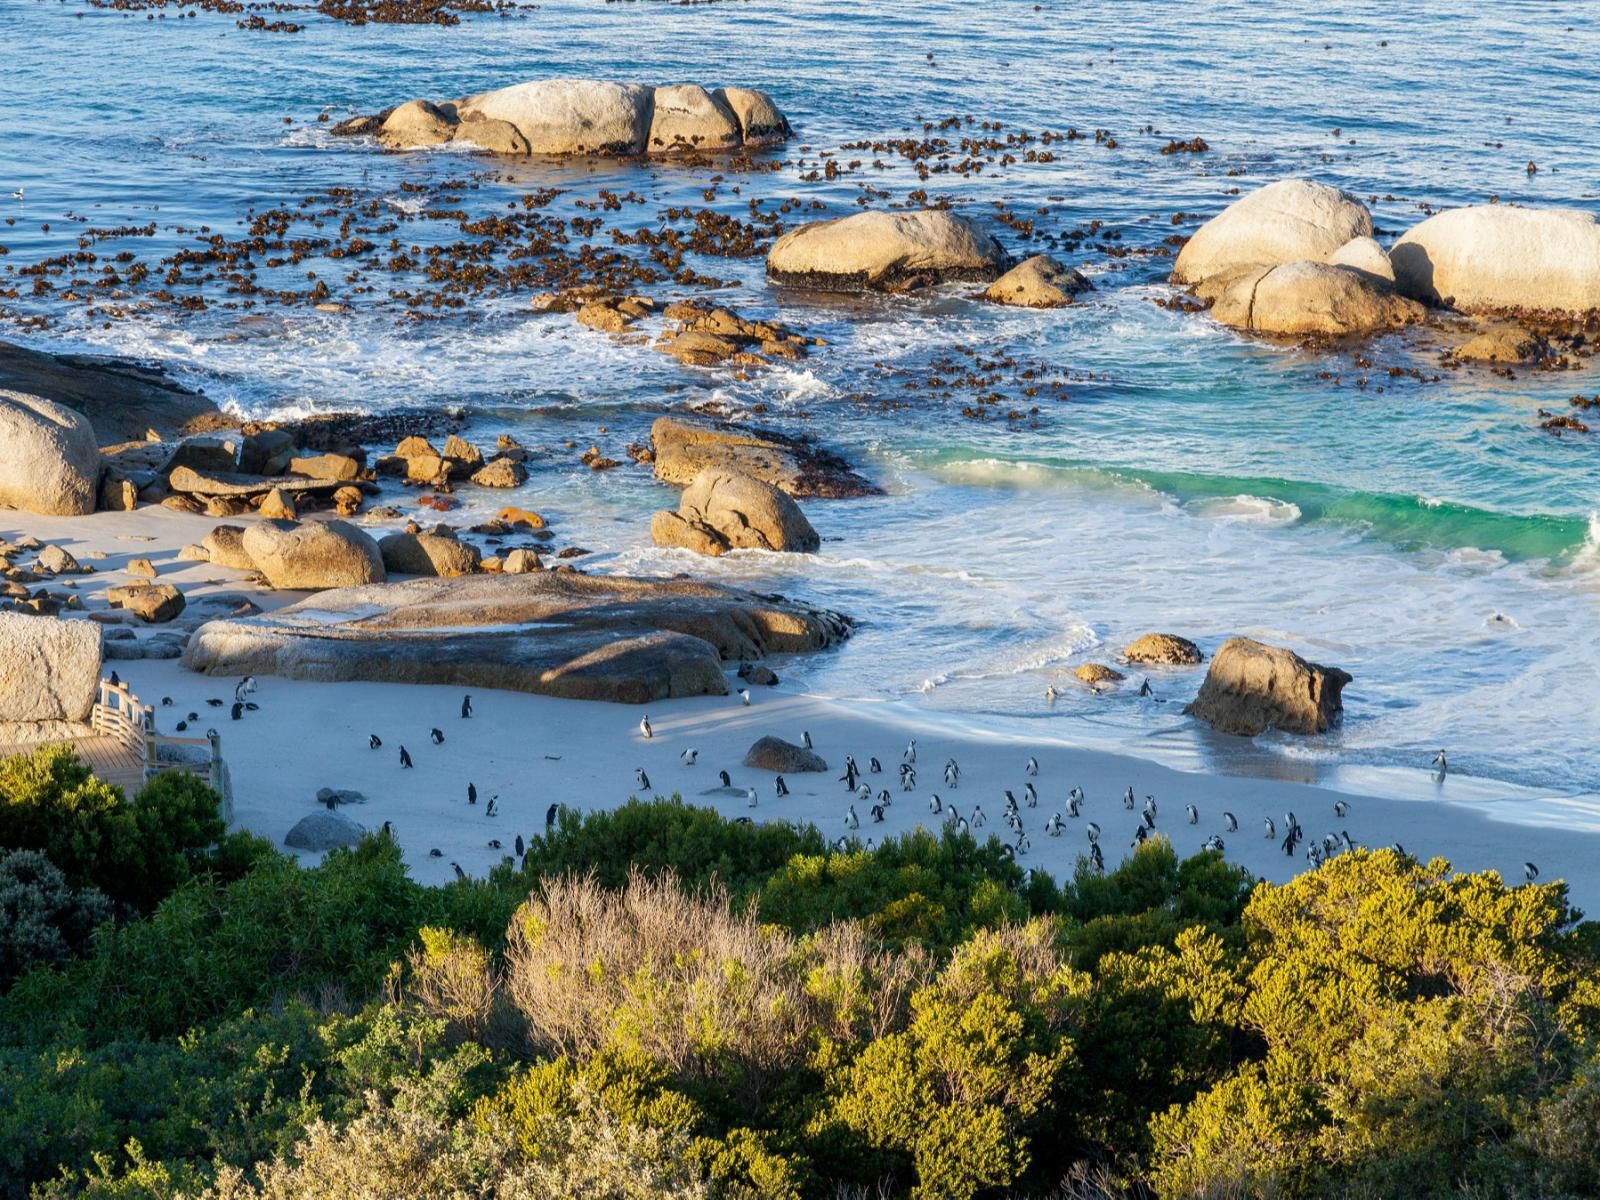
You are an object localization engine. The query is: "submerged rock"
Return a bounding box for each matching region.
[767,209,1009,291]
[651,468,819,556]
[1122,632,1203,666]
[1391,204,1600,314]
[181,572,851,705]
[1207,261,1425,336]
[1073,663,1124,685]
[1452,325,1552,364]
[1173,179,1373,288]
[983,255,1092,308]
[1184,636,1351,736]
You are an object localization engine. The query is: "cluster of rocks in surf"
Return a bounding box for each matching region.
[334,79,791,157]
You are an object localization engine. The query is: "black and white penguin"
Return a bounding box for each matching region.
[461,694,473,719]
[399,745,413,769]
[775,776,789,797]
[431,728,444,745]
[369,734,382,749]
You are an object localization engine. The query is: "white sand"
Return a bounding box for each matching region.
[9,505,1600,914]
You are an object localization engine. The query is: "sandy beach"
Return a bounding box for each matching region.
[10,503,1599,914]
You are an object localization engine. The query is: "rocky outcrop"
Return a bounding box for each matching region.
[1207,261,1425,336]
[1122,632,1203,666]
[378,531,481,577]
[650,415,877,499]
[983,255,1091,307]
[1452,326,1552,363]
[0,340,219,444]
[202,525,257,571]
[742,736,827,773]
[285,811,366,853]
[241,520,386,590]
[1073,663,1124,685]
[0,611,100,723]
[105,583,186,623]
[1391,204,1600,314]
[1184,637,1351,736]
[342,79,791,158]
[767,210,1009,291]
[651,469,819,556]
[1173,180,1373,288]
[181,573,851,705]
[167,467,348,499]
[1326,236,1395,283]
[0,391,100,516]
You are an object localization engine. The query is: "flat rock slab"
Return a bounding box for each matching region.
[168,467,348,497]
[651,414,878,499]
[0,340,220,445]
[182,572,851,705]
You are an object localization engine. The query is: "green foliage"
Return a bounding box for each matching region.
[0,746,226,911]
[0,848,110,987]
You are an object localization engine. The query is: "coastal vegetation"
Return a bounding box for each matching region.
[4,745,1599,1199]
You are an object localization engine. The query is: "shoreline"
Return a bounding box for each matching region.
[7,503,1599,915]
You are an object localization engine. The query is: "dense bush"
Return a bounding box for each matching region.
[4,795,1597,1200]
[0,849,110,988]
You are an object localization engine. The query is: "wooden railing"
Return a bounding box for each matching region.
[93,678,229,803]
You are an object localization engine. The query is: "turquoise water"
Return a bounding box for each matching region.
[3,0,1598,796]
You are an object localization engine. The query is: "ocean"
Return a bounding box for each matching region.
[3,0,1598,805]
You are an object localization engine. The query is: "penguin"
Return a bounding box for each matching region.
[929,793,943,813]
[739,690,751,706]
[1525,861,1540,882]
[381,820,393,836]
[640,714,653,739]
[1432,749,1447,778]
[161,696,173,707]
[461,694,473,719]
[1142,808,1156,831]
[681,748,698,766]
[1144,795,1158,818]
[545,803,558,829]
[488,839,502,850]
[1069,785,1084,807]
[901,766,916,791]
[1123,787,1135,810]
[1004,789,1018,810]
[430,728,444,745]
[1264,816,1276,838]
[1045,684,1061,701]
[1132,824,1148,846]
[1025,756,1039,777]
[244,702,259,711]
[206,698,223,707]
[175,721,188,732]
[1224,812,1238,832]
[429,848,443,858]
[858,784,872,801]
[369,734,383,749]
[485,797,498,818]
[636,768,651,791]
[845,805,860,830]
[971,804,986,828]
[877,788,892,807]
[746,788,758,808]
[945,758,961,787]
[1393,842,1407,857]
[1341,830,1355,852]
[188,712,199,722]
[1015,833,1031,854]
[871,804,885,823]
[870,757,883,774]
[1139,678,1152,697]
[1202,834,1224,853]
[719,770,732,788]
[109,671,120,687]
[1333,800,1348,819]
[322,791,339,811]
[1090,842,1104,872]
[1046,812,1064,836]
[468,782,477,805]
[1185,804,1198,825]
[515,834,524,856]
[802,731,813,750]
[399,746,413,769]
[1086,821,1101,843]
[452,862,466,881]
[1023,783,1037,808]
[230,702,243,721]
[1067,793,1081,818]
[775,775,789,797]
[865,837,875,851]
[904,738,917,763]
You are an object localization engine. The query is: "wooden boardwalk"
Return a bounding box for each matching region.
[0,733,147,794]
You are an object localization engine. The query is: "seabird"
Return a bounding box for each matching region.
[1202,834,1224,853]
[1004,790,1018,810]
[1142,809,1156,831]
[747,788,758,808]
[322,792,339,811]
[545,803,558,829]
[161,697,173,707]
[1046,812,1063,835]
[468,782,477,804]
[929,793,943,813]
[1282,828,1299,856]
[369,734,382,749]
[1525,861,1540,882]
[719,770,732,788]
[188,712,199,722]
[1224,811,1237,832]
[1393,842,1407,856]
[175,721,187,731]
[971,804,986,828]
[866,837,875,851]
[1086,821,1100,843]
[802,731,813,749]
[640,714,653,739]
[1333,800,1348,818]
[399,745,413,769]
[1123,787,1135,810]
[845,805,860,830]
[775,776,789,797]
[870,757,883,774]
[429,848,442,858]
[1024,783,1038,808]
[858,783,872,801]
[1090,842,1104,872]
[833,837,849,852]
[485,797,497,817]
[903,738,916,763]
[1139,678,1152,697]
[205,697,222,706]
[681,748,698,765]
[1185,804,1198,825]
[452,862,466,881]
[514,834,524,856]
[1015,833,1030,854]
[431,728,444,745]
[740,689,751,706]
[1132,824,1148,846]
[636,768,651,790]
[1069,785,1084,806]
[109,671,120,687]
[877,788,892,806]
[1067,794,1081,818]
[1341,830,1354,851]
[1432,750,1447,778]
[945,758,961,786]
[871,804,885,822]
[956,817,969,834]
[1264,817,1276,838]
[9,187,22,200]
[1025,756,1039,777]
[461,694,473,719]
[1045,684,1061,701]
[488,838,502,850]
[1284,810,1299,834]
[231,702,243,721]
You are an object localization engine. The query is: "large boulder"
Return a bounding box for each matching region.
[454,79,653,155]
[651,468,820,556]
[1452,326,1552,364]
[181,572,851,705]
[378,531,481,577]
[1173,180,1373,288]
[647,84,741,153]
[742,736,827,773]
[767,210,1009,291]
[714,87,790,146]
[1326,236,1395,283]
[1208,261,1425,336]
[1390,204,1600,314]
[0,611,100,723]
[284,811,367,853]
[1184,637,1351,736]
[105,583,186,623]
[983,255,1091,308]
[650,415,877,499]
[202,525,256,571]
[379,99,457,149]
[241,520,386,591]
[0,340,218,444]
[0,391,99,516]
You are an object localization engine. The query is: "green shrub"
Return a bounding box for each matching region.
[0,848,110,987]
